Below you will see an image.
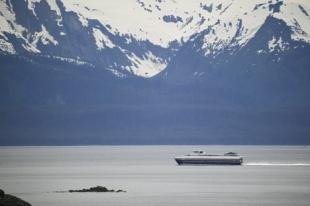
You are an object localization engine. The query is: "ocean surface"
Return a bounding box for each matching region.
[0,146,310,206]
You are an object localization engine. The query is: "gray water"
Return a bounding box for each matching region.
[0,146,310,206]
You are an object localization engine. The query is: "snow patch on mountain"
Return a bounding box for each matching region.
[0,0,26,36]
[45,55,95,67]
[22,42,41,53]
[27,0,40,17]
[0,0,57,54]
[268,36,288,52]
[126,51,167,78]
[199,1,279,56]
[45,0,63,26]
[61,0,183,47]
[33,25,58,46]
[0,38,15,54]
[106,68,127,78]
[273,0,310,43]
[28,0,63,26]
[18,24,58,54]
[92,28,115,50]
[45,0,62,17]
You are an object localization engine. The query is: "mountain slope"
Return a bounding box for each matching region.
[0,0,310,145]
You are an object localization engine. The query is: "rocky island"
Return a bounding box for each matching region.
[68,186,126,193]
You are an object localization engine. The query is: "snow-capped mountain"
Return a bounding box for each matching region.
[0,0,309,79]
[1,0,310,145]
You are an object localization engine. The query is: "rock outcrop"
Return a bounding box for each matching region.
[0,189,32,206]
[68,186,126,193]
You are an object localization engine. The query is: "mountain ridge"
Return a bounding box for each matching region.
[0,0,310,145]
[1,0,310,78]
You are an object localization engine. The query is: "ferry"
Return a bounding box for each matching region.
[175,151,243,165]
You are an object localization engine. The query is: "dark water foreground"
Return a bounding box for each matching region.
[0,145,310,206]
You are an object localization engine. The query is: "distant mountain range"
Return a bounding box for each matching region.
[0,0,310,145]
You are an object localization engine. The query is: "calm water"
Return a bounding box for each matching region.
[0,146,310,206]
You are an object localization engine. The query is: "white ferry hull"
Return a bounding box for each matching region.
[175,156,243,165]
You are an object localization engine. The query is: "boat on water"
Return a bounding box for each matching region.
[175,151,243,165]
